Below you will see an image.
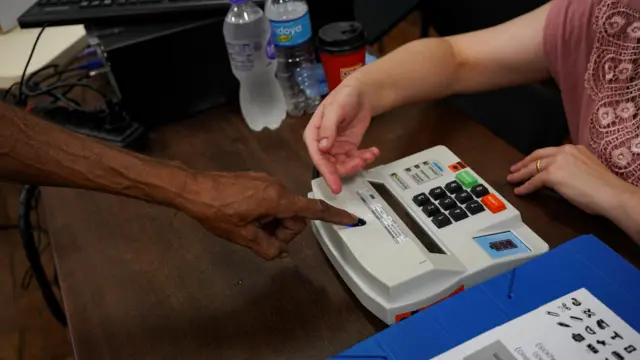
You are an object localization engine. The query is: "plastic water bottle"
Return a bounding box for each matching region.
[223,0,287,131]
[265,0,322,116]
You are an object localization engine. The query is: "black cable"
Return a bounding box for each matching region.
[9,26,116,128]
[23,76,106,111]
[2,82,19,102]
[20,188,49,291]
[57,73,91,101]
[11,27,95,110]
[18,26,48,105]
[19,185,67,327]
[0,192,49,292]
[10,24,109,114]
[21,64,91,109]
[23,81,109,101]
[26,65,86,92]
[33,188,42,249]
[25,64,60,85]
[52,73,92,108]
[37,67,85,86]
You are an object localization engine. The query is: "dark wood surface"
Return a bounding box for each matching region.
[41,101,640,360]
[0,182,74,360]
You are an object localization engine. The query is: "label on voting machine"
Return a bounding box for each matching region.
[433,288,640,360]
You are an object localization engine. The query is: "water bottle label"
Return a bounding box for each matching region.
[266,36,276,60]
[270,12,312,47]
[226,38,273,72]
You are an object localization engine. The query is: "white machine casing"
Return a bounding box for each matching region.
[310,146,549,325]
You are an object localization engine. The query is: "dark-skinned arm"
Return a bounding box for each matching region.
[0,101,358,259]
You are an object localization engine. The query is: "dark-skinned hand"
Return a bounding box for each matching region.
[181,171,359,260]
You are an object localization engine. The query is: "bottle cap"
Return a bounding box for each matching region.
[317,22,367,55]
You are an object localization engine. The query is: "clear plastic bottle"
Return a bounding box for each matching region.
[223,0,287,131]
[265,0,322,116]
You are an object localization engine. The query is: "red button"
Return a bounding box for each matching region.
[481,194,506,214]
[448,161,468,173]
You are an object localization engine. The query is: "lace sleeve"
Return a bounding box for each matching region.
[585,0,640,186]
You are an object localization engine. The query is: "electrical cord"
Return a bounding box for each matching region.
[4,31,106,109]
[23,81,108,100]
[47,68,96,108]
[21,60,107,110]
[19,185,67,327]
[19,188,51,291]
[2,82,19,102]
[25,64,81,95]
[17,26,48,106]
[2,25,127,146]
[26,59,103,89]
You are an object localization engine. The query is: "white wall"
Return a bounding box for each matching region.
[1,0,37,32]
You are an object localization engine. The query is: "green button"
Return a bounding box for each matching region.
[455,170,478,189]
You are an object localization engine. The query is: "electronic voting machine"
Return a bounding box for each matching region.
[309,146,549,325]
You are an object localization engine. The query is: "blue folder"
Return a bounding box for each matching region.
[332,235,640,359]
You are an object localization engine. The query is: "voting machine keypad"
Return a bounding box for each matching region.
[439,196,456,211]
[432,213,452,228]
[454,190,472,205]
[412,170,505,229]
[428,187,446,201]
[412,193,430,207]
[422,203,440,218]
[449,207,469,222]
[465,200,485,215]
[444,181,462,194]
[470,184,489,198]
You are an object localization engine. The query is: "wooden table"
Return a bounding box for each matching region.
[42,101,640,360]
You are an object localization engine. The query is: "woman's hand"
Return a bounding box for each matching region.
[180,171,359,260]
[303,81,380,195]
[507,145,629,216]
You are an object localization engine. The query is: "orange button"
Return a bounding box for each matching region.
[481,194,506,214]
[448,161,468,173]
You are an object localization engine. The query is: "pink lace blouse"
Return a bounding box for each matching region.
[544,0,640,186]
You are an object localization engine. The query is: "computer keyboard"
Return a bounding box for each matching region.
[18,0,256,28]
